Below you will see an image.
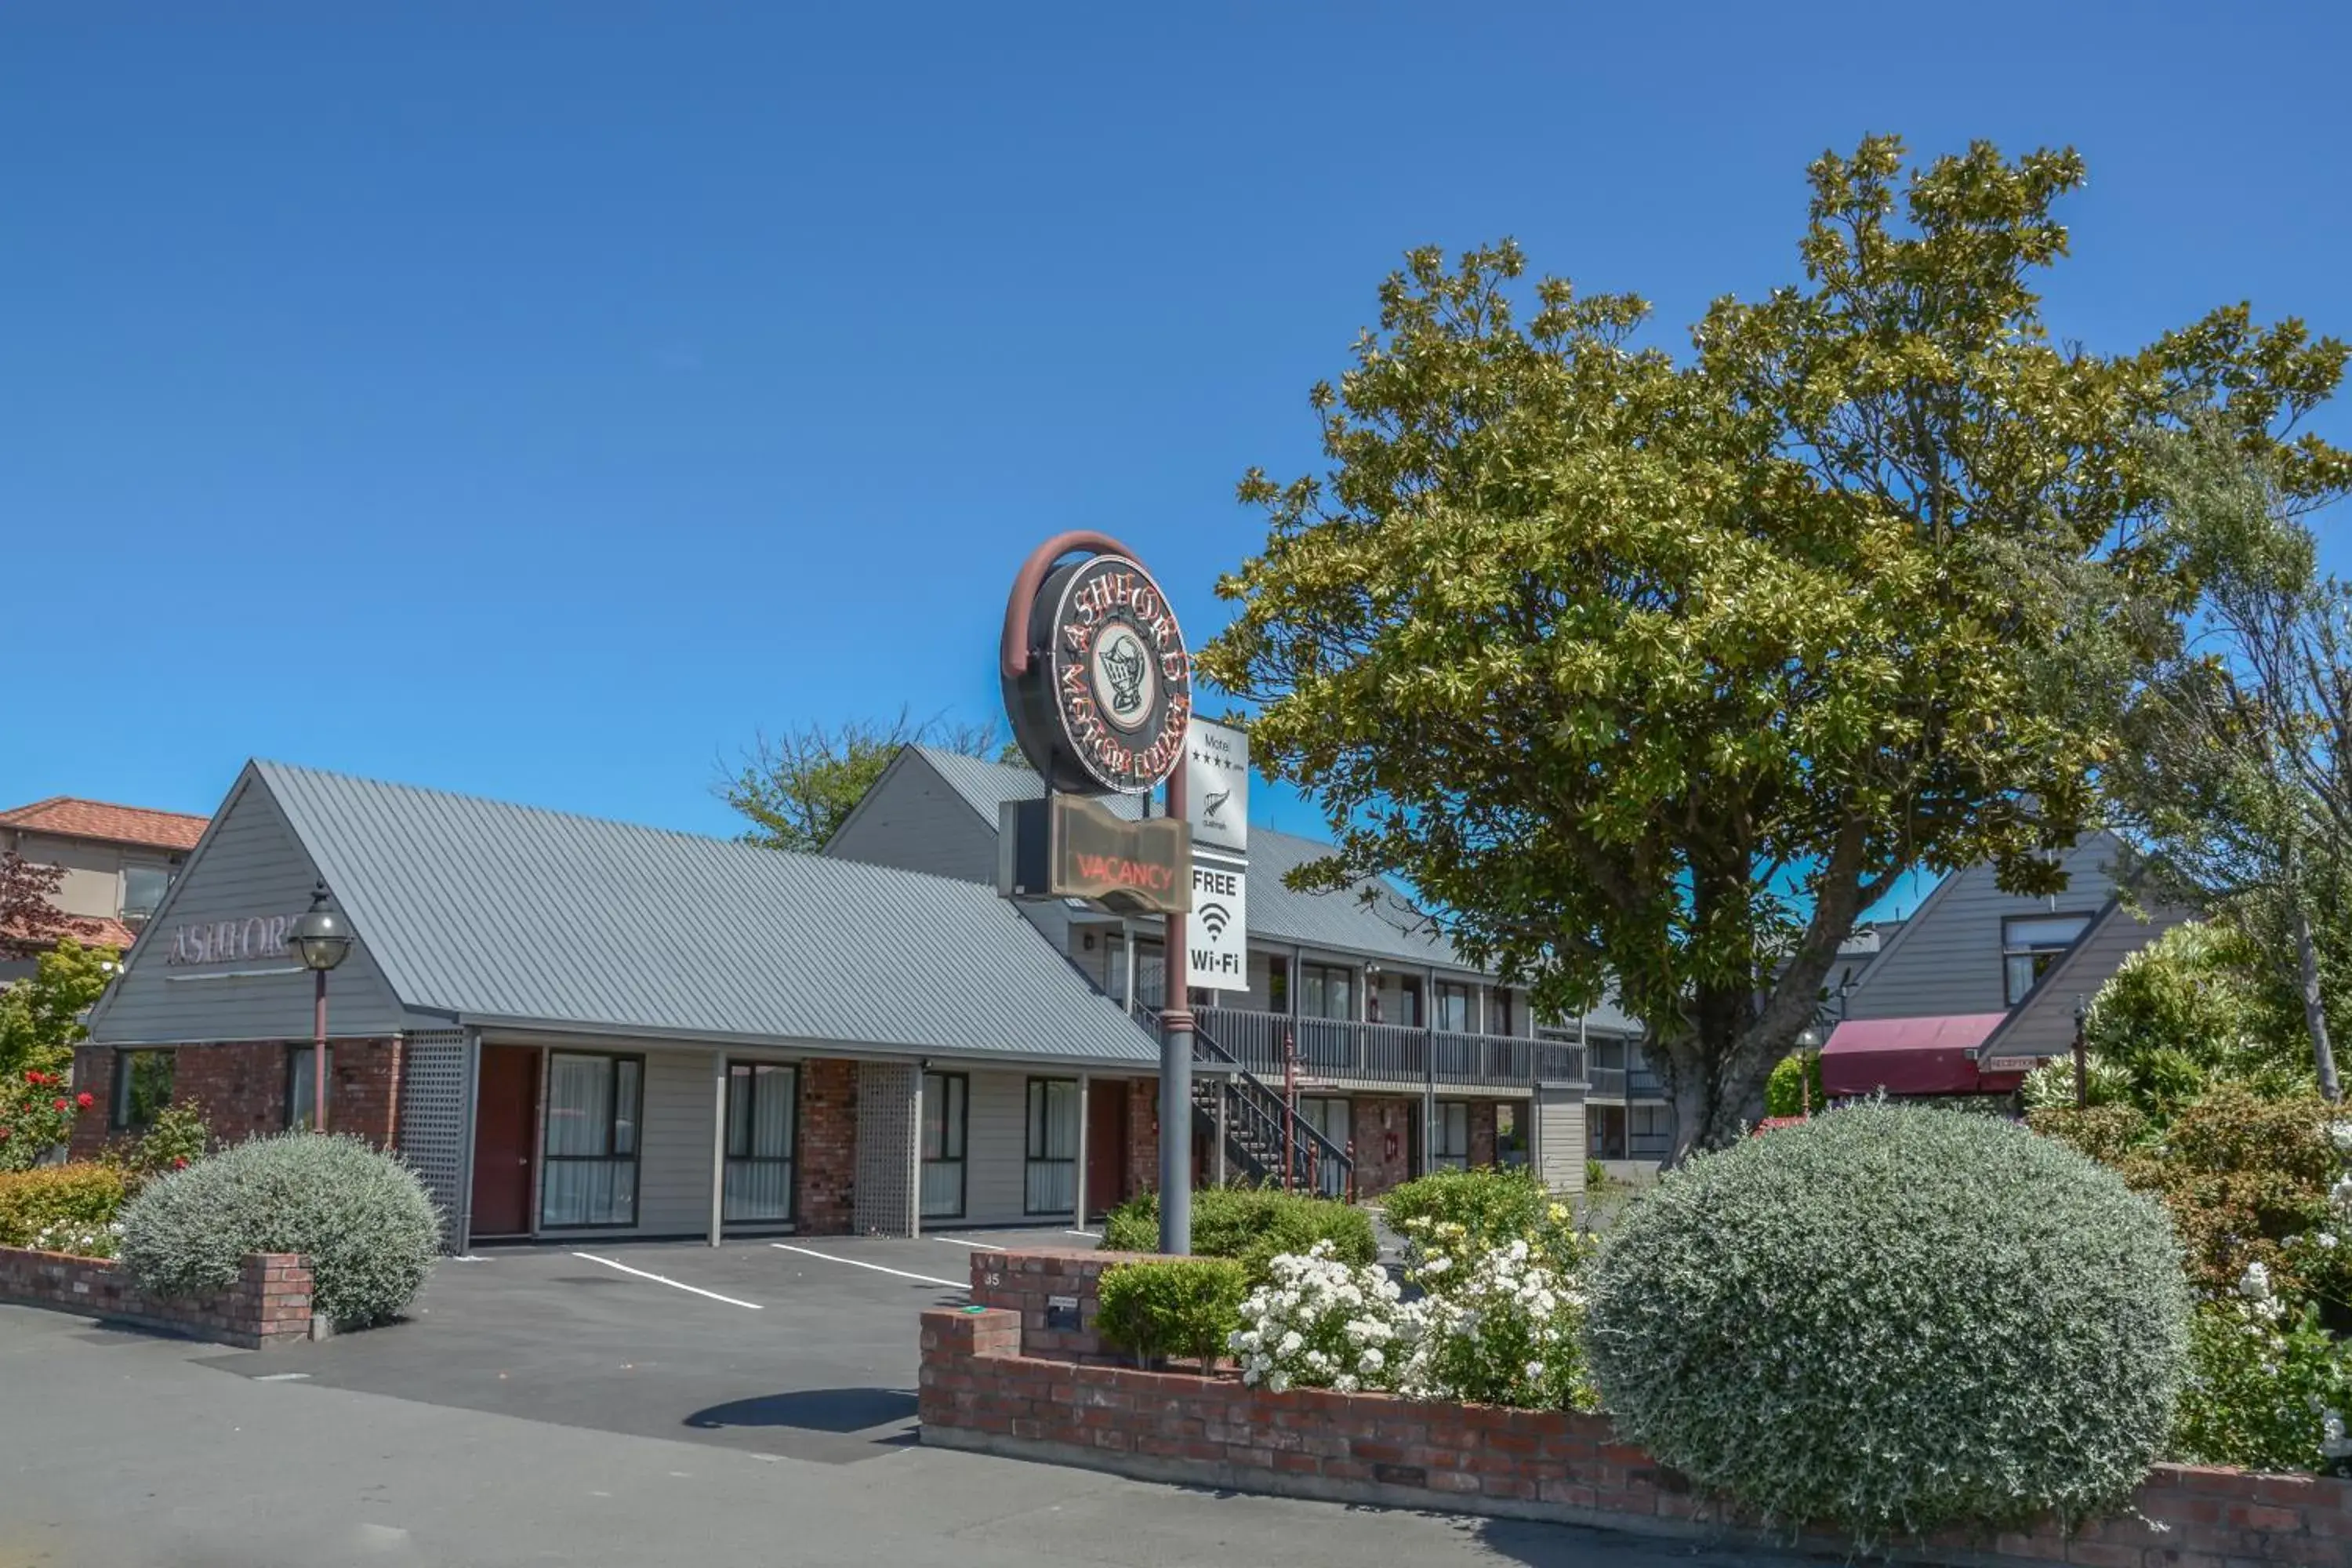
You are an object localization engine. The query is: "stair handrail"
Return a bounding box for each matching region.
[1164,1009,1352,1181]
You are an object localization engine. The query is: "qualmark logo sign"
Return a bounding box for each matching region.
[1184,719,1248,855]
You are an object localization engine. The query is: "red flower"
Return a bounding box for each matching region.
[0,1127,11,1139]
[52,1098,68,1112]
[24,1069,43,1086]
[75,1092,94,1110]
[172,1156,189,1169]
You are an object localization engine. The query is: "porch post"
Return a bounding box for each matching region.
[455,1025,481,1257]
[1122,920,1138,1017]
[1074,1072,1090,1226]
[708,1051,727,1247]
[1214,1085,1228,1186]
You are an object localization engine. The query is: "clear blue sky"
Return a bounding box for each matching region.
[5,3,2347,921]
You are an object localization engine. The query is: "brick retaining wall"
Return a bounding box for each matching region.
[0,1245,313,1349]
[922,1252,2352,1567]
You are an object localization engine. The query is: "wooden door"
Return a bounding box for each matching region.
[1085,1080,1127,1218]
[470,1046,540,1238]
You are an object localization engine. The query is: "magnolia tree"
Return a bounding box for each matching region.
[1197,136,2350,1156]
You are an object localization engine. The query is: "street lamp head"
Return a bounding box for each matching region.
[2072,994,2087,1027]
[1796,1026,1822,1050]
[287,880,354,972]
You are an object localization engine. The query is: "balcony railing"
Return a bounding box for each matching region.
[1583,1066,1668,1102]
[1196,1007,1585,1090]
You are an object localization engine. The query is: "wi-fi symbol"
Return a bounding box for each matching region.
[1199,902,1232,938]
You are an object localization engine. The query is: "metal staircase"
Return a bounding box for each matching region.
[1184,1014,1353,1196]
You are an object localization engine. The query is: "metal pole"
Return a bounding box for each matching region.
[314,969,328,1133]
[2071,996,2089,1110]
[709,1053,728,1246]
[1159,765,1193,1255]
[1074,1073,1090,1226]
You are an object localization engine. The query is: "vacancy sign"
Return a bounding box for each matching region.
[1185,858,1247,992]
[1184,719,1248,855]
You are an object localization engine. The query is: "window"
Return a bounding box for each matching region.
[1025,1078,1079,1214]
[1628,1103,1676,1160]
[724,1062,797,1223]
[540,1053,641,1228]
[1107,937,1166,1011]
[1300,963,1354,1022]
[1266,956,1290,1014]
[1431,1101,1470,1171]
[1434,982,1474,1033]
[1298,1096,1350,1198]
[2003,914,2092,1005]
[1495,1102,1526,1168]
[1396,976,1422,1029]
[111,1049,175,1130]
[1490,989,1515,1037]
[285,1044,330,1130]
[920,1071,967,1221]
[121,864,170,921]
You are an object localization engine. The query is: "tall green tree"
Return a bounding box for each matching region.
[1197,136,2349,1156]
[2106,420,2352,1099]
[718,707,1007,852]
[0,936,116,1081]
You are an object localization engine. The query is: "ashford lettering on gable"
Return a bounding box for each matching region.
[166,914,296,967]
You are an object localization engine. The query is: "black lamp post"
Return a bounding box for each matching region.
[2071,994,2089,1111]
[287,880,353,1132]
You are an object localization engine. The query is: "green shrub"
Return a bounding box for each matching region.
[0,1163,127,1247]
[1384,1165,1582,1274]
[1763,1051,1825,1117]
[1585,1102,2190,1545]
[2067,922,2310,1120]
[1584,1157,1607,1191]
[1102,1186,1375,1277]
[1094,1257,1249,1367]
[103,1105,210,1189]
[2172,1291,2352,1474]
[119,1133,440,1326]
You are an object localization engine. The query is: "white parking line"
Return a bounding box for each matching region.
[931,1235,1005,1250]
[1065,1229,1100,1239]
[770,1243,964,1289]
[572,1252,764,1309]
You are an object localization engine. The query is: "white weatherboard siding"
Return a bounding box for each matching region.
[963,1070,1028,1224]
[631,1048,718,1236]
[1844,836,2120,1020]
[89,778,406,1045]
[1534,1087,1586,1197]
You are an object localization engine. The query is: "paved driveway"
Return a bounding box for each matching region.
[275,1225,1074,1463]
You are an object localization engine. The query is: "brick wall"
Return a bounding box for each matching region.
[1124,1077,1158,1196]
[800,1058,858,1236]
[1350,1096,1414,1199]
[0,1246,313,1350]
[69,1040,403,1160]
[919,1301,2352,1566]
[967,1247,1158,1362]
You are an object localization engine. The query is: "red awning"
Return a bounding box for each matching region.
[1820,1014,2009,1097]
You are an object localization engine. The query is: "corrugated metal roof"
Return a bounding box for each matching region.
[251,760,1160,1066]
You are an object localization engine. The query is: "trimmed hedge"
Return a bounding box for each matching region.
[1103,1187,1375,1278]
[0,1163,126,1248]
[1094,1257,1249,1367]
[120,1133,440,1327]
[1383,1166,1559,1248]
[1585,1102,2190,1546]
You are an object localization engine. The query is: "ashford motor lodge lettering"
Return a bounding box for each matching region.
[165,913,296,967]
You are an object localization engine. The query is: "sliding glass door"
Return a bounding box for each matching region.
[541,1053,641,1228]
[724,1062,797,1223]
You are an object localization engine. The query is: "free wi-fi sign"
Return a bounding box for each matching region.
[1185,861,1247,991]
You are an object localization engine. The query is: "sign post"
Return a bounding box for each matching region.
[999,531,1197,1254]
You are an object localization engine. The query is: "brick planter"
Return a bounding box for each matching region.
[0,1244,313,1349]
[923,1251,2352,1566]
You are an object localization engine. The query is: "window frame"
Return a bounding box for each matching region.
[1432,1099,1471,1171]
[537,1051,644,1231]
[1434,981,1475,1033]
[2001,912,2096,1006]
[110,1047,175,1131]
[1023,1076,1080,1217]
[284,1044,332,1131]
[1300,961,1356,1022]
[920,1070,969,1221]
[722,1059,800,1225]
[120,863,171,921]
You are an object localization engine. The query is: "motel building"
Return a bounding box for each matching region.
[72,756,1617,1252]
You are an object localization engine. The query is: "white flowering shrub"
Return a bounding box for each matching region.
[1399,1229,1592,1410]
[1586,1102,2190,1544]
[1228,1241,1415,1394]
[30,1217,122,1259]
[2175,1260,2352,1475]
[121,1133,440,1327]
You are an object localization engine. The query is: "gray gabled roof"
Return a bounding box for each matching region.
[252,760,1160,1067]
[910,747,1486,973]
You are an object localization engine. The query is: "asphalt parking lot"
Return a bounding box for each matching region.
[260,1225,1084,1464]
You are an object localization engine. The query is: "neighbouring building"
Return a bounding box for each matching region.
[1820,830,2192,1097]
[0,796,209,980]
[825,747,1617,1200]
[78,760,1173,1251]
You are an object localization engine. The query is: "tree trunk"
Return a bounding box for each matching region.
[2292,898,2343,1102]
[1658,1025,1781,1163]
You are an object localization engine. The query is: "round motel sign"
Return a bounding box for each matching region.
[1004,550,1192,796]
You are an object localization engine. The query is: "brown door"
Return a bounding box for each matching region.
[1086,1080,1127,1218]
[470,1046,540,1238]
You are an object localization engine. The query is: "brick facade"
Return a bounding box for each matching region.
[967,1247,1156,1362]
[1350,1096,1415,1199]
[0,1246,313,1349]
[69,1039,403,1160]
[799,1058,858,1236]
[922,1258,2352,1567]
[1124,1077,1159,1196]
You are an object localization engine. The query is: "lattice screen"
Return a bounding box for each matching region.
[397,1031,470,1249]
[853,1062,919,1236]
